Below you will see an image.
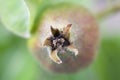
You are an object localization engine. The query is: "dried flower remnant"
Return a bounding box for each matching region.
[44,24,78,64]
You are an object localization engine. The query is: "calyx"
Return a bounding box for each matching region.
[44,24,78,64]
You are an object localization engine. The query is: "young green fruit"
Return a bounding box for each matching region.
[29,4,99,73]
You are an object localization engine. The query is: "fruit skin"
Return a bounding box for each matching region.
[29,4,99,73]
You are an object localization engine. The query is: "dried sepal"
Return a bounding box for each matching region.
[63,24,72,39]
[43,37,52,46]
[48,49,62,64]
[63,24,72,33]
[50,26,60,37]
[66,44,78,56]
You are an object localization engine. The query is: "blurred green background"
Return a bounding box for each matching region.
[0,0,120,80]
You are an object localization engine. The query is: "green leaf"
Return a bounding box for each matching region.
[94,37,120,80]
[0,0,30,38]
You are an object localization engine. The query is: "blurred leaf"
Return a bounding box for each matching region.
[0,21,13,51]
[37,65,99,80]
[47,0,93,9]
[0,0,30,38]
[94,37,120,80]
[25,0,44,30]
[0,35,38,80]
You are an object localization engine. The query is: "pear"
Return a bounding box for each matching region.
[29,4,99,73]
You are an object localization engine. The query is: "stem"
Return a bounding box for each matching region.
[96,4,120,20]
